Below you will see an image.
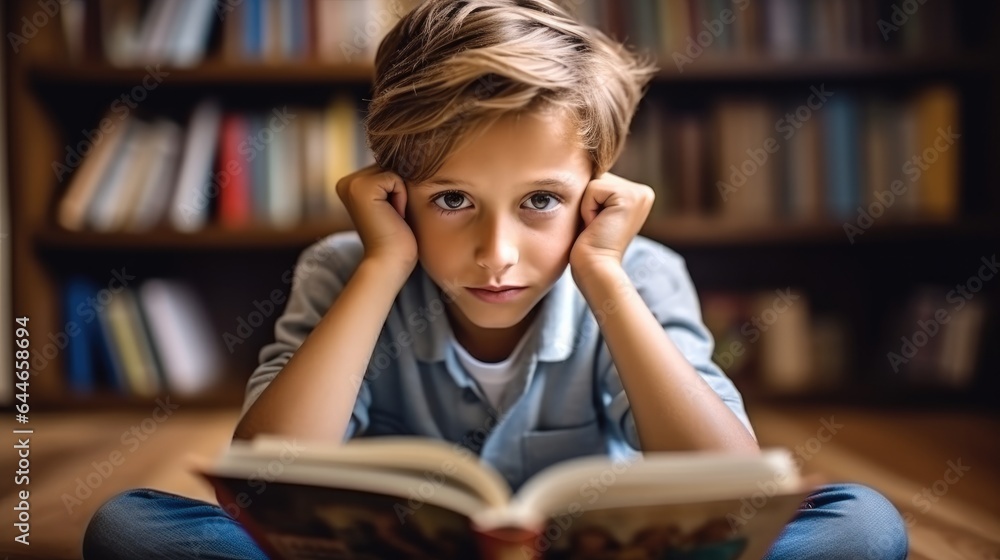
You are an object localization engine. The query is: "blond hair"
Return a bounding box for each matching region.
[364,0,659,184]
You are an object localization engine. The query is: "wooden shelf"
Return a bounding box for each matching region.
[25,55,989,89]
[639,217,996,247]
[27,61,377,87]
[31,218,997,253]
[35,221,354,252]
[23,380,247,411]
[646,54,990,82]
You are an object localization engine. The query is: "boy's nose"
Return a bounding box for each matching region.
[474,216,519,275]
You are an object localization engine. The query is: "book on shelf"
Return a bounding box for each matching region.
[138,278,225,395]
[55,95,368,234]
[705,282,993,396]
[883,285,992,389]
[194,435,823,560]
[96,0,216,67]
[563,0,961,61]
[614,84,962,225]
[170,98,224,232]
[225,0,416,64]
[63,277,224,397]
[85,0,419,65]
[701,289,850,395]
[74,0,967,69]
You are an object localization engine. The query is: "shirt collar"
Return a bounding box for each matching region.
[408,264,581,364]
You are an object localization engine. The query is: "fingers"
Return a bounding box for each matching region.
[384,173,408,219]
[579,180,614,227]
[579,191,599,228]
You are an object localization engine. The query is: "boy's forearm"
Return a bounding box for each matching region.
[234,258,412,443]
[575,263,760,454]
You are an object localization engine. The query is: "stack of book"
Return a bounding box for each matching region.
[614,85,961,224]
[56,96,370,233]
[63,276,225,397]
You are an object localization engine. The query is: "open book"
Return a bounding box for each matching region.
[194,436,824,560]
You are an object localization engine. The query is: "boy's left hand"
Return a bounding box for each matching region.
[570,172,655,273]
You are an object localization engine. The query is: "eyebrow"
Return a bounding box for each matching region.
[415,177,578,191]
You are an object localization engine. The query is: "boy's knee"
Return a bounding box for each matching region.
[82,488,158,559]
[838,483,909,560]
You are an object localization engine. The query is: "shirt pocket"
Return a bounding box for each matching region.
[521,419,606,480]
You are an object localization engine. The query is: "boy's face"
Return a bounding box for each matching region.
[406,110,592,331]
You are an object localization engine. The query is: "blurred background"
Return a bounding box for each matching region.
[0,0,998,558]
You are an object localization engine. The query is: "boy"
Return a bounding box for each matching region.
[83,1,908,558]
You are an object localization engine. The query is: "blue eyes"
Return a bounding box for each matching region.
[431,191,561,214]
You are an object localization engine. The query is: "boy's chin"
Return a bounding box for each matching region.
[461,309,530,330]
[453,300,537,331]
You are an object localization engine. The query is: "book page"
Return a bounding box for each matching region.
[472,448,805,534]
[236,435,512,507]
[512,448,801,520]
[203,458,487,518]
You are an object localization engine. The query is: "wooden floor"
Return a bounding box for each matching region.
[0,402,997,559]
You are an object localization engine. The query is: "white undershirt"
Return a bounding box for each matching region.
[452,321,538,410]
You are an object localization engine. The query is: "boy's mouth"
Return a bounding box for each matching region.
[465,286,527,303]
[470,285,525,292]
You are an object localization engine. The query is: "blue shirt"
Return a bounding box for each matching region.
[239,231,756,492]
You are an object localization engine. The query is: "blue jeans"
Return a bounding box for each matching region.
[82,482,908,559]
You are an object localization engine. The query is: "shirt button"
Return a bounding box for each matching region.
[462,387,478,403]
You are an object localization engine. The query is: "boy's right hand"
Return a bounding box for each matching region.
[336,164,418,274]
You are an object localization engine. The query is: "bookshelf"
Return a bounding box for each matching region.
[5,0,999,411]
